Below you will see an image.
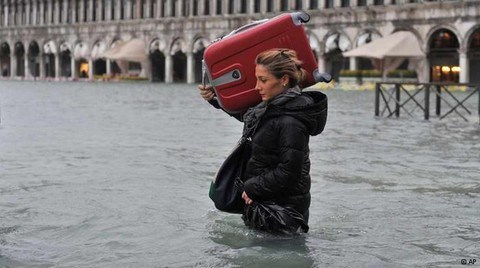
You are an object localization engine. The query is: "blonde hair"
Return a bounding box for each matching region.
[255,49,307,88]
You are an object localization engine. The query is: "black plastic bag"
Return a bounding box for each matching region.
[242,201,309,234]
[209,137,251,214]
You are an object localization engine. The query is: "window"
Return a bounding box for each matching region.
[357,0,367,6]
[228,0,234,14]
[325,0,334,8]
[280,0,288,11]
[310,0,318,9]
[267,0,274,12]
[374,0,384,5]
[205,0,210,15]
[240,0,247,13]
[341,0,350,7]
[254,0,261,13]
[295,0,303,10]
[216,0,222,14]
[183,0,190,16]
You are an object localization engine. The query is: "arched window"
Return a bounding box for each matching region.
[429,29,460,82]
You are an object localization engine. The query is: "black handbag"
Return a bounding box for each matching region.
[209,137,251,214]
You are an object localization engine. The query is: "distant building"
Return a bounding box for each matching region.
[0,0,479,84]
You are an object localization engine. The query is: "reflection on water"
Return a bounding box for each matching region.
[0,81,479,267]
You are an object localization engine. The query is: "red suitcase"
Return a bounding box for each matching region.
[202,12,330,113]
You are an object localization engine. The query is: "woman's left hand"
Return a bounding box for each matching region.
[242,191,253,205]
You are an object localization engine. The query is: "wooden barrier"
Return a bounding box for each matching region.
[375,82,480,123]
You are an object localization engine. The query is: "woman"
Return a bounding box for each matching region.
[199,49,327,232]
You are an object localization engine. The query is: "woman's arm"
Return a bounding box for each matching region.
[198,85,244,122]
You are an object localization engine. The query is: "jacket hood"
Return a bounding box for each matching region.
[269,90,328,136]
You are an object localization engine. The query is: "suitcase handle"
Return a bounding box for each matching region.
[291,12,310,25]
[223,19,269,39]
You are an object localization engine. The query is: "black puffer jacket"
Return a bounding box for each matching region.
[209,89,327,222]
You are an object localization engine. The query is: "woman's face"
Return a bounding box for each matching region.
[255,64,288,102]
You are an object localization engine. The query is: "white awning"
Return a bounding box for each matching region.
[101,39,147,62]
[343,31,424,59]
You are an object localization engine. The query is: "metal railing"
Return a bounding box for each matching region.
[375,82,480,122]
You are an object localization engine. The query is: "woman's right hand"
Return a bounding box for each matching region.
[198,84,215,101]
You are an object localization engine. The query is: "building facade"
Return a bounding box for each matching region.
[0,0,479,83]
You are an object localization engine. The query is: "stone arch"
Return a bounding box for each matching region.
[170,38,187,82]
[354,29,382,70]
[427,26,460,82]
[91,39,108,76]
[14,41,26,77]
[149,38,167,82]
[466,25,480,83]
[59,41,73,77]
[192,36,209,83]
[27,41,40,77]
[43,40,58,78]
[73,40,90,78]
[323,30,352,81]
[0,42,11,77]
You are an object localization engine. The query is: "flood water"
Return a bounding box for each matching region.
[0,81,479,268]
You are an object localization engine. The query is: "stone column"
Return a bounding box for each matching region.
[106,59,111,75]
[56,0,61,24]
[31,0,37,25]
[71,57,77,79]
[165,53,173,83]
[318,54,326,73]
[189,0,194,16]
[177,0,183,17]
[334,0,341,8]
[165,0,172,17]
[350,0,358,6]
[10,54,17,78]
[105,0,111,20]
[155,0,161,18]
[261,0,267,13]
[24,52,31,78]
[319,0,326,9]
[459,50,469,83]
[248,0,254,14]
[62,0,68,23]
[146,0,152,18]
[115,0,121,20]
[199,0,205,15]
[89,0,94,21]
[136,0,142,18]
[97,0,103,21]
[20,1,25,25]
[125,0,132,19]
[55,53,60,79]
[349,57,357,71]
[70,0,78,23]
[47,0,53,24]
[273,0,280,12]
[39,53,45,78]
[3,2,8,26]
[186,52,194,83]
[79,0,84,22]
[40,0,45,24]
[88,59,94,79]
